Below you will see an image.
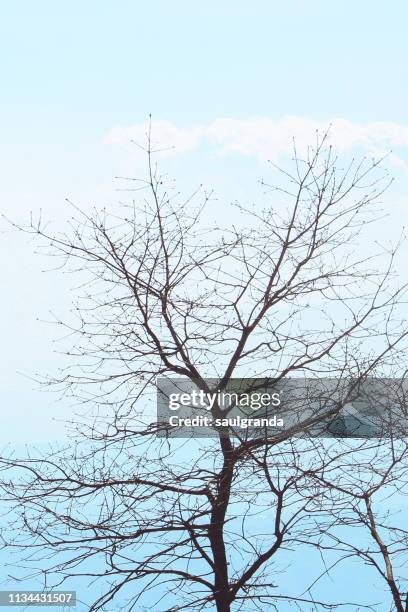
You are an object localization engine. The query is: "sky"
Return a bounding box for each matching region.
[1,0,408,444]
[0,3,408,609]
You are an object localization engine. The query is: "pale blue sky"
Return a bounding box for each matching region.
[1,1,408,122]
[0,4,408,609]
[1,0,408,442]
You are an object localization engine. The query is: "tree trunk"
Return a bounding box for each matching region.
[210,434,234,612]
[215,596,231,612]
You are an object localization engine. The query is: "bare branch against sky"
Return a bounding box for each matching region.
[1,129,408,611]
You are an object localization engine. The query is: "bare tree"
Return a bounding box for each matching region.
[1,130,407,611]
[303,386,408,612]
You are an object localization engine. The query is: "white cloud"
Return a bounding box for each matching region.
[105,116,408,171]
